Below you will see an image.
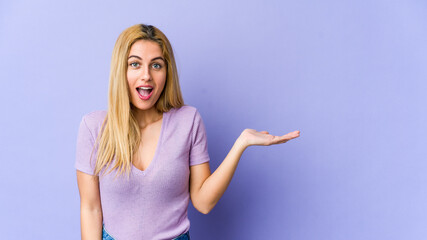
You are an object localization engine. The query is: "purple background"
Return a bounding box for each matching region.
[1,0,426,239]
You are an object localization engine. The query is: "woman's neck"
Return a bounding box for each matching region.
[132,107,163,129]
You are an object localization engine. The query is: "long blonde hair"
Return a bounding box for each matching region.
[90,24,184,180]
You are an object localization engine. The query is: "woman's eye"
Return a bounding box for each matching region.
[130,62,140,67]
[152,63,162,69]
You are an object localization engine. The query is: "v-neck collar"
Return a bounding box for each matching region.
[131,110,168,176]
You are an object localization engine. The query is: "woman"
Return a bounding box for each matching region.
[75,23,300,240]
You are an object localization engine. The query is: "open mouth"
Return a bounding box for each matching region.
[136,86,154,100]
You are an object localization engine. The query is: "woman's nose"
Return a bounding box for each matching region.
[140,65,151,81]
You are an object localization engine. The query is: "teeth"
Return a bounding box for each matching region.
[138,87,153,90]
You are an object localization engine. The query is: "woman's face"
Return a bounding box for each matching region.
[127,39,167,112]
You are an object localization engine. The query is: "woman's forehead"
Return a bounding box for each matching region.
[129,40,162,57]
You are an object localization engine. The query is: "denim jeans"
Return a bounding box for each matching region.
[102,224,190,240]
[172,230,191,240]
[102,224,115,240]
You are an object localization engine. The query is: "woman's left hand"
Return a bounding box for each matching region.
[238,129,300,148]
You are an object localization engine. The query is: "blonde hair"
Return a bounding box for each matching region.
[90,24,184,180]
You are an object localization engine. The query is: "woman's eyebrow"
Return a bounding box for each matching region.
[128,55,165,62]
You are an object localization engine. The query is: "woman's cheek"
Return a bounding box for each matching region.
[126,71,132,82]
[128,71,136,81]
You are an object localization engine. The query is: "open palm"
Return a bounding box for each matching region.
[240,129,300,147]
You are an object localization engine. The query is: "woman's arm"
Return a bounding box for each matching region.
[190,129,300,214]
[76,170,103,239]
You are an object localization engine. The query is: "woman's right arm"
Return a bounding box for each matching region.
[76,170,102,240]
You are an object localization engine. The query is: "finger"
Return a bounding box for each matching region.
[271,136,289,144]
[282,131,300,139]
[270,139,288,145]
[275,133,299,143]
[265,131,300,145]
[277,135,294,141]
[260,131,269,134]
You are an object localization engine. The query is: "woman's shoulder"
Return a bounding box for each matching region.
[169,105,200,118]
[80,110,107,131]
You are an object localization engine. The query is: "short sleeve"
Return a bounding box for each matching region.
[189,110,210,166]
[74,116,98,176]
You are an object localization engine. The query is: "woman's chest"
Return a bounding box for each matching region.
[132,124,162,172]
[100,133,192,199]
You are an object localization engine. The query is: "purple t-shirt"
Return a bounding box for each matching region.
[75,105,210,239]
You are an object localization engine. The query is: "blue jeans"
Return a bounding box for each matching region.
[102,224,115,240]
[102,224,190,240]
